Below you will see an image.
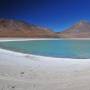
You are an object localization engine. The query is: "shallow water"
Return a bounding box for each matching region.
[0,40,90,59]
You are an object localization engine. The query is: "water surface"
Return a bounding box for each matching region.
[0,40,90,59]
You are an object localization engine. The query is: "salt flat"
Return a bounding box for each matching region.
[0,38,90,90]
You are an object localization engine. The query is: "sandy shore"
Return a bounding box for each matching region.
[0,38,90,90]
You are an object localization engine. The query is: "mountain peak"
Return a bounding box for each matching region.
[57,20,90,38]
[78,20,90,25]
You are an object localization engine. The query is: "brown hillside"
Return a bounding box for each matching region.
[57,20,90,38]
[0,19,58,38]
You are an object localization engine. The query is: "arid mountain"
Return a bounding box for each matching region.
[57,20,90,38]
[0,19,58,38]
[1,19,90,38]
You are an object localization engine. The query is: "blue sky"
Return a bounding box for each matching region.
[0,0,90,32]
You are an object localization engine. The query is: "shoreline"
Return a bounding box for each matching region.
[0,37,90,42]
[0,38,90,60]
[0,38,90,64]
[0,38,60,42]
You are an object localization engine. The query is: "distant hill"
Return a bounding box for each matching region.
[57,20,90,38]
[0,19,58,38]
[1,19,90,38]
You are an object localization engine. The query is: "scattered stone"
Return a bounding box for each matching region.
[20,72,24,75]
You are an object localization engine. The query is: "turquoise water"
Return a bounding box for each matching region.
[0,40,90,59]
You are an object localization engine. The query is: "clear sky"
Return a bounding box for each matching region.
[0,0,90,32]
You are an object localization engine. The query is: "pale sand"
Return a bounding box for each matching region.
[0,38,90,90]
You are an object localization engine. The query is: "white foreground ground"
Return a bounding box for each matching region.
[0,38,90,90]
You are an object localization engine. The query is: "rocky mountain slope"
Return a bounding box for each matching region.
[57,21,90,38]
[0,19,58,38]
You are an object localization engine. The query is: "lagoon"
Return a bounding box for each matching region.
[0,40,90,59]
